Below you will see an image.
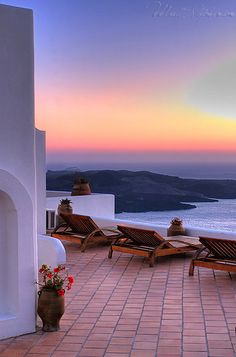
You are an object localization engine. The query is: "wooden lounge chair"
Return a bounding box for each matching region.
[108,225,201,267]
[51,213,122,252]
[189,236,236,276]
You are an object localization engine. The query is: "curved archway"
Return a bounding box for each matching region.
[0,169,36,338]
[0,190,17,315]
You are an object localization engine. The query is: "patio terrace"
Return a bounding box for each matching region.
[1,241,236,357]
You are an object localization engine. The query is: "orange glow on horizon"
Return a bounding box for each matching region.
[36,90,236,153]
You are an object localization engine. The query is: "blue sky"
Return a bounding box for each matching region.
[1,0,236,166]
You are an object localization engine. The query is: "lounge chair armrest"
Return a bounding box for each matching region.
[52,222,69,234]
[85,227,123,240]
[100,227,123,235]
[157,239,202,250]
[192,246,209,260]
[113,237,130,244]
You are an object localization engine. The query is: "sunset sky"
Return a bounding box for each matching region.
[2,0,236,166]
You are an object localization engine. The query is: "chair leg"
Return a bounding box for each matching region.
[108,246,113,259]
[149,253,155,267]
[189,260,195,276]
[81,238,89,252]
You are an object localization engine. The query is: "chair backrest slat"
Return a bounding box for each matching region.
[117,225,164,247]
[215,241,236,257]
[60,213,104,236]
[199,237,236,259]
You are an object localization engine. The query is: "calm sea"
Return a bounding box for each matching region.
[48,162,236,232]
[116,199,236,232]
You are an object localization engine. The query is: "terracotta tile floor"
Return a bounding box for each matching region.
[1,242,236,357]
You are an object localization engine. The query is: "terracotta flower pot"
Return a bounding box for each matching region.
[57,203,73,225]
[167,223,185,236]
[37,289,65,332]
[57,203,73,216]
[78,183,91,195]
[71,181,91,196]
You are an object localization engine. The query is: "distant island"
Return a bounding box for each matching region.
[46,170,236,213]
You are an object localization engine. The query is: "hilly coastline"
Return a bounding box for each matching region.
[46,170,236,213]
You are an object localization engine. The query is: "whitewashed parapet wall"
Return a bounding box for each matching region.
[0,5,37,339]
[90,217,236,240]
[47,193,115,219]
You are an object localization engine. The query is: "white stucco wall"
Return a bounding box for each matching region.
[36,129,46,234]
[0,5,35,196]
[47,193,115,219]
[0,5,37,339]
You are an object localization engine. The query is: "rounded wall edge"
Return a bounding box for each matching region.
[37,234,66,268]
[0,169,36,339]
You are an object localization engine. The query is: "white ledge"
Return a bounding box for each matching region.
[92,216,236,239]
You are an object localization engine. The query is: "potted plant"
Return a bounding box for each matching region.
[167,217,185,236]
[71,176,91,196]
[57,198,73,225]
[37,264,74,332]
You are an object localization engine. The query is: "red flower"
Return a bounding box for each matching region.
[68,276,74,284]
[57,289,65,296]
[38,265,74,296]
